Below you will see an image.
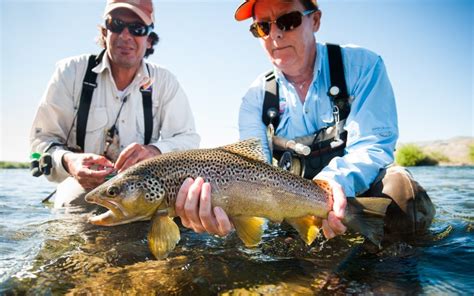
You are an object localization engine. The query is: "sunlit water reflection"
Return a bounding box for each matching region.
[1,167,473,294]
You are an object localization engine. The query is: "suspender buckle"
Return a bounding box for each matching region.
[83,81,97,89]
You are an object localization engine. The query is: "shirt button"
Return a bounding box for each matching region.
[121,120,125,123]
[120,145,124,149]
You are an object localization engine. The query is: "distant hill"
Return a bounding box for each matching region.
[397,136,474,166]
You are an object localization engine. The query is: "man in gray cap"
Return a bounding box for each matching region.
[30,0,200,207]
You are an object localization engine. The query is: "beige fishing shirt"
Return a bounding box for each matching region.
[30,54,200,183]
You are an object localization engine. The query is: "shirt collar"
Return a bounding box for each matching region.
[273,41,323,87]
[92,53,152,89]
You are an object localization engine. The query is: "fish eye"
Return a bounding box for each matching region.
[107,186,119,197]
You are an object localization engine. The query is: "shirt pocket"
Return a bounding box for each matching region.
[84,107,108,153]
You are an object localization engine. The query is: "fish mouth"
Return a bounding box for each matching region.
[86,193,153,226]
[87,198,128,226]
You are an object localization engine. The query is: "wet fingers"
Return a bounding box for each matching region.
[214,207,233,236]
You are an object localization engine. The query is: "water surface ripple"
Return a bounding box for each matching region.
[0,167,473,294]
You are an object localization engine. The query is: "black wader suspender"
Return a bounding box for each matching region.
[262,71,280,127]
[76,52,153,151]
[141,64,153,146]
[326,43,350,119]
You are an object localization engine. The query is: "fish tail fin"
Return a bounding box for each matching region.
[345,197,392,247]
[232,216,266,247]
[285,216,322,245]
[147,214,181,259]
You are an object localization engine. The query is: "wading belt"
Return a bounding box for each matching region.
[262,43,352,178]
[76,51,153,151]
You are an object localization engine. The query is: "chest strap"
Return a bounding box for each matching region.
[326,43,350,119]
[262,71,280,127]
[141,66,153,146]
[76,52,153,151]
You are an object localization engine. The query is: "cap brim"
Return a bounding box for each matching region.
[104,3,153,26]
[234,0,256,21]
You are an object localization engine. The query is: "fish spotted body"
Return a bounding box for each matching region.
[86,139,391,259]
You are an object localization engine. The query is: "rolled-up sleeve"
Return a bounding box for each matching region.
[29,60,79,183]
[316,56,398,197]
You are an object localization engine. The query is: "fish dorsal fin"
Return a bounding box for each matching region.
[219,138,266,162]
[231,216,266,247]
[148,213,181,259]
[285,216,322,245]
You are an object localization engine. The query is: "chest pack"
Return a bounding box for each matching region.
[76,50,153,151]
[262,43,351,179]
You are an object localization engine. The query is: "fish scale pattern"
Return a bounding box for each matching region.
[119,143,323,208]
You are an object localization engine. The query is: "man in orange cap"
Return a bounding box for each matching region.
[30,0,200,207]
[175,0,434,244]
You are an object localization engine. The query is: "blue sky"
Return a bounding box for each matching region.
[1,0,472,162]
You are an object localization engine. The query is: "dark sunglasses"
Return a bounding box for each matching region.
[250,10,317,38]
[105,18,153,37]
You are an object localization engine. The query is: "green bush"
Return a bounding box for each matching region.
[470,144,474,163]
[395,144,438,166]
[0,161,29,169]
[428,151,450,163]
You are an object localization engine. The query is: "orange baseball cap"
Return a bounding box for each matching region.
[234,0,318,21]
[234,0,257,21]
[103,0,154,26]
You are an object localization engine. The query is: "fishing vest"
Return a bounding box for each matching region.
[76,50,153,152]
[262,44,351,179]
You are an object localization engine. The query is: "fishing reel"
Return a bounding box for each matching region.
[30,153,53,177]
[278,151,303,177]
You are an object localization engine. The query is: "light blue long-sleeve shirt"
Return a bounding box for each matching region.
[239,42,398,197]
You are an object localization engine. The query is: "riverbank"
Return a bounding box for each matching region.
[0,161,29,169]
[396,136,474,166]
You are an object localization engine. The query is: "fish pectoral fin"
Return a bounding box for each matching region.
[147,214,181,260]
[232,216,266,247]
[285,216,322,245]
[345,197,392,247]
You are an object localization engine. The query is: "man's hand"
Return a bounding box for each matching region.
[115,143,161,173]
[320,180,347,239]
[62,152,115,190]
[175,177,233,236]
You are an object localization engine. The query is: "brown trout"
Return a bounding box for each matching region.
[85,139,391,259]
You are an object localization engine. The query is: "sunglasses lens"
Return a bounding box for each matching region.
[107,18,125,34]
[249,11,306,38]
[276,11,302,31]
[106,18,150,36]
[129,23,148,36]
[250,22,270,38]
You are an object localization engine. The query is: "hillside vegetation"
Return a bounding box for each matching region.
[396,137,474,166]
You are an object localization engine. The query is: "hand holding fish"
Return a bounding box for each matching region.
[318,180,348,239]
[175,177,233,236]
[115,143,161,173]
[177,176,348,240]
[85,139,391,259]
[62,152,115,190]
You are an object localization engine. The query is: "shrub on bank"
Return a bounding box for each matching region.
[468,144,474,163]
[0,161,29,169]
[395,144,438,166]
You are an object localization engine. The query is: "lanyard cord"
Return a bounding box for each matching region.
[107,95,128,137]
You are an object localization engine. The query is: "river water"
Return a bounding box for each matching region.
[1,167,473,294]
